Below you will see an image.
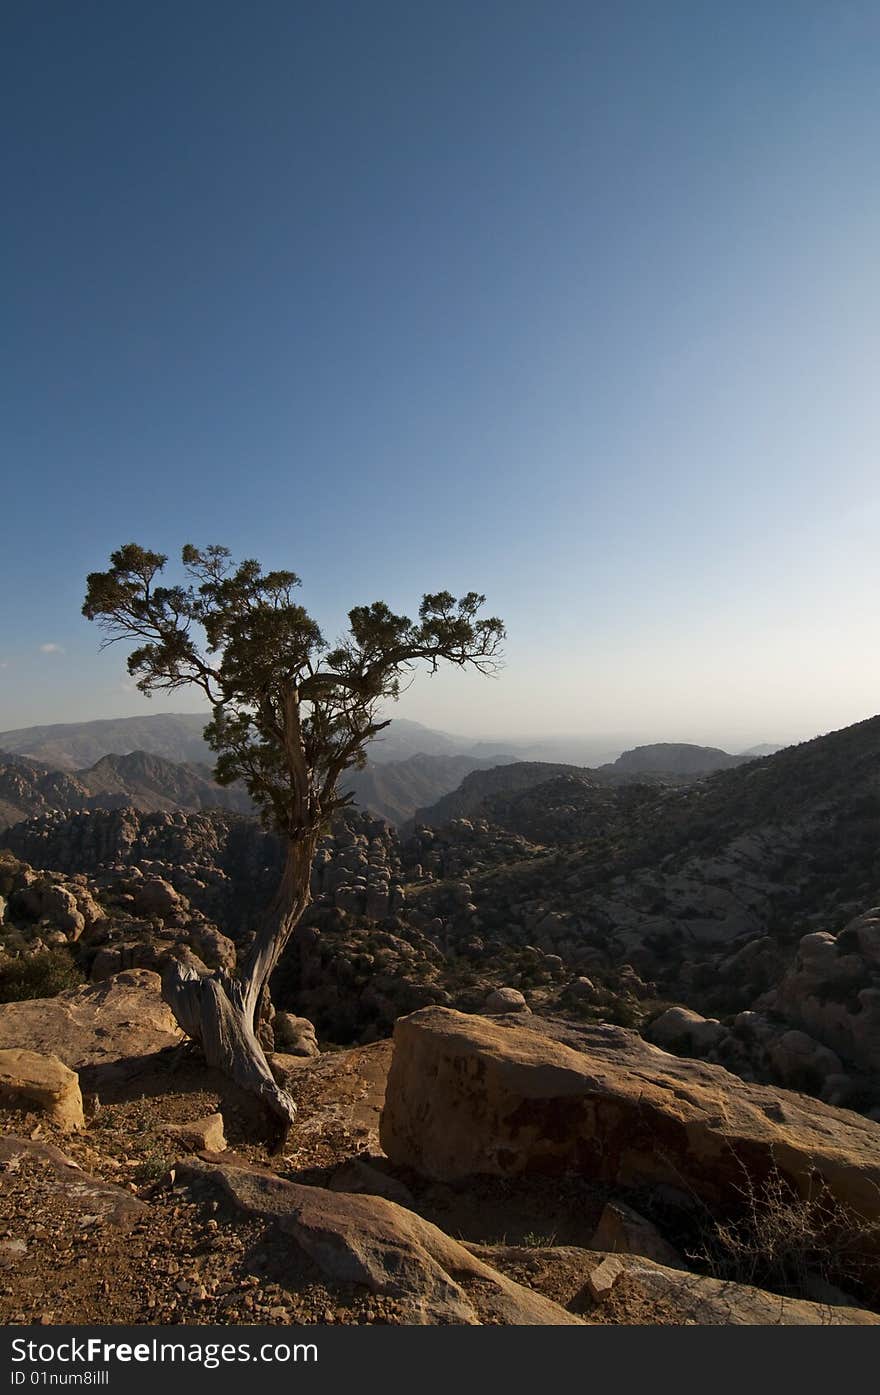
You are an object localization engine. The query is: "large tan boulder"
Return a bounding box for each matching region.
[0,1049,84,1131]
[177,1156,582,1325]
[380,1008,880,1229]
[0,969,183,1072]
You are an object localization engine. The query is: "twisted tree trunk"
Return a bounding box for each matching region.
[161,834,316,1153]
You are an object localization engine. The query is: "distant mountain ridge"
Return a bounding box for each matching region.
[0,714,212,770]
[0,744,512,831]
[0,748,254,829]
[0,712,477,771]
[600,742,751,777]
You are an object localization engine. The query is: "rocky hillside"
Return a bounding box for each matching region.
[0,750,254,830]
[411,762,589,828]
[341,752,504,825]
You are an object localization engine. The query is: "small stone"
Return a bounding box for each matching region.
[162,1114,226,1153]
[587,1256,625,1302]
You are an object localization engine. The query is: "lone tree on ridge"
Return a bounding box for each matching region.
[83,544,504,1148]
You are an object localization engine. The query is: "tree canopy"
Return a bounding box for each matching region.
[83,543,506,838]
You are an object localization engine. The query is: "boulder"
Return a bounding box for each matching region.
[586,1254,625,1301]
[767,1030,843,1090]
[130,877,184,920]
[0,970,183,1074]
[591,1199,685,1269]
[0,1050,84,1131]
[273,1012,319,1057]
[188,926,237,975]
[176,1157,582,1325]
[485,987,530,1014]
[567,976,597,1002]
[380,1008,880,1234]
[647,1006,727,1055]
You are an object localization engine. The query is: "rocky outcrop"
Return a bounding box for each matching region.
[0,1049,84,1130]
[380,1008,880,1231]
[0,969,182,1074]
[177,1157,583,1325]
[759,912,880,1076]
[468,1243,880,1325]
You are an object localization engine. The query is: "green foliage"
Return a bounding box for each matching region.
[0,949,84,1003]
[83,544,505,841]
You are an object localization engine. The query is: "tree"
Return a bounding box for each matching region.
[83,543,504,1149]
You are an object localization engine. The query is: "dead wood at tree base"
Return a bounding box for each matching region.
[161,958,297,1151]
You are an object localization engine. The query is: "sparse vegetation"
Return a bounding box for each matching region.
[0,948,84,1003]
[690,1163,880,1306]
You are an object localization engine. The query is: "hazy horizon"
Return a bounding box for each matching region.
[0,697,849,763]
[4,4,880,749]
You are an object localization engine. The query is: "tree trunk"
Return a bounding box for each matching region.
[161,834,315,1153]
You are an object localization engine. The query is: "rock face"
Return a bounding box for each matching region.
[0,969,182,1072]
[0,1049,84,1131]
[177,1157,583,1325]
[380,1008,880,1231]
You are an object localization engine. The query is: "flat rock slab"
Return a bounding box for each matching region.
[177,1155,583,1326]
[0,971,182,1077]
[469,1244,880,1325]
[0,1049,84,1131]
[380,1008,880,1231]
[0,1135,146,1228]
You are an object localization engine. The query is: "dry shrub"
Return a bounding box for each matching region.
[691,1162,880,1307]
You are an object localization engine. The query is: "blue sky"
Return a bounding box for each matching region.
[3,1,880,748]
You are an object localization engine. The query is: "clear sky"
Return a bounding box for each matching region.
[3,1,880,751]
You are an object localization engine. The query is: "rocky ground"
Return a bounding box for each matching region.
[1,970,880,1326]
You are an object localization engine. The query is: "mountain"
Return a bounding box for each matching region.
[411,761,589,828]
[0,748,253,829]
[424,713,880,966]
[75,751,254,815]
[0,744,508,832]
[600,743,750,777]
[0,714,212,770]
[340,752,508,826]
[0,712,475,772]
[740,742,787,758]
[0,754,92,829]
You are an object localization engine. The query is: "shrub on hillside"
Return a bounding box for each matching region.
[0,949,85,1002]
